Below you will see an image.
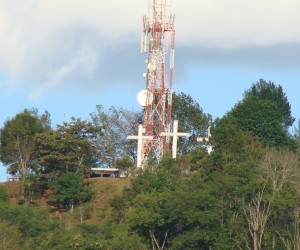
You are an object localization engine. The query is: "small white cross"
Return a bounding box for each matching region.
[197,126,213,154]
[127,124,153,168]
[161,120,189,159]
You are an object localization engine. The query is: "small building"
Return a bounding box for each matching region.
[7,175,20,182]
[90,168,120,178]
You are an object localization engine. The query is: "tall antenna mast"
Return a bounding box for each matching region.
[137,0,176,166]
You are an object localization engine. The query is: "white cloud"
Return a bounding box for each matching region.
[174,0,300,47]
[0,0,299,98]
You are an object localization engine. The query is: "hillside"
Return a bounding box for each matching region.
[1,177,131,225]
[85,177,131,224]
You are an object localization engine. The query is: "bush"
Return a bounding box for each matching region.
[0,185,9,202]
[0,219,21,250]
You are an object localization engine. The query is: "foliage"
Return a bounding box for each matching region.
[230,79,295,148]
[90,105,140,168]
[0,109,48,184]
[0,219,21,250]
[213,115,263,164]
[292,119,300,150]
[0,202,55,238]
[0,84,299,249]
[244,79,295,128]
[109,145,300,249]
[36,117,102,178]
[172,92,211,153]
[36,228,105,250]
[0,201,103,250]
[0,185,9,202]
[102,223,147,250]
[231,97,294,148]
[115,157,134,171]
[48,172,93,211]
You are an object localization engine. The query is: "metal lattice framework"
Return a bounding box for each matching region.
[140,0,175,165]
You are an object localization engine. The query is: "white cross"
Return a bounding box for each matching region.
[127,124,153,168]
[161,120,189,159]
[197,126,213,154]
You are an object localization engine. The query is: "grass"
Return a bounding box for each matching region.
[1,176,132,226]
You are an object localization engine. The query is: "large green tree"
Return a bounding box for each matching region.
[36,117,101,178]
[230,80,295,148]
[244,79,294,128]
[48,172,93,213]
[212,115,263,164]
[0,109,49,185]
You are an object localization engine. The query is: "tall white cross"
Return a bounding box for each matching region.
[161,120,189,159]
[197,126,213,154]
[127,124,153,168]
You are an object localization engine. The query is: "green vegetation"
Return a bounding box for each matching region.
[230,80,295,148]
[172,92,211,153]
[0,109,49,197]
[0,80,300,249]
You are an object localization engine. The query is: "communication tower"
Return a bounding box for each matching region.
[137,0,176,166]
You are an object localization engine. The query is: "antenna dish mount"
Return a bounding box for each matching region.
[137,89,153,106]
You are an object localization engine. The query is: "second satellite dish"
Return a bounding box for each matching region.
[137,90,153,106]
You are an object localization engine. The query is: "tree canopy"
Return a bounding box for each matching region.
[172,92,211,153]
[1,81,300,249]
[90,105,140,169]
[228,80,295,148]
[36,117,102,178]
[244,79,295,128]
[0,109,48,185]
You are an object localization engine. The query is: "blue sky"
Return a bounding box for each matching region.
[1,0,300,182]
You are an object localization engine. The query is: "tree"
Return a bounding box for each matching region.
[126,191,172,249]
[278,208,300,249]
[90,105,140,168]
[49,172,93,213]
[165,172,223,249]
[103,223,147,250]
[244,79,294,128]
[36,117,102,178]
[0,109,48,190]
[172,92,211,153]
[230,80,295,148]
[0,202,54,239]
[110,155,182,248]
[212,115,263,164]
[244,148,299,250]
[292,119,300,152]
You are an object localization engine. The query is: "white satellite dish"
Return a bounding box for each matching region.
[137,90,153,106]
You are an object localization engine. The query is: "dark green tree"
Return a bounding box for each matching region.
[244,79,295,128]
[36,117,102,178]
[212,115,263,164]
[49,172,93,213]
[172,92,211,153]
[229,80,295,148]
[110,155,181,248]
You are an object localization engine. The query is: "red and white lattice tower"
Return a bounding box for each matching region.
[137,0,175,165]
